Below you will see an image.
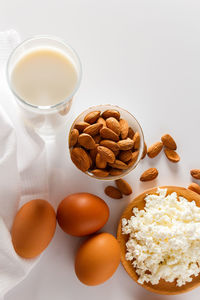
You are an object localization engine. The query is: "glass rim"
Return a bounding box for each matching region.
[6,35,82,112]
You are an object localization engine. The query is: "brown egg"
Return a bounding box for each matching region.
[75,233,120,285]
[11,199,56,258]
[57,193,109,237]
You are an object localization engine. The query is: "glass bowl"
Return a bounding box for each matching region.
[68,104,144,180]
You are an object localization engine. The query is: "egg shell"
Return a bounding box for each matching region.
[75,232,120,286]
[11,199,56,258]
[57,193,109,237]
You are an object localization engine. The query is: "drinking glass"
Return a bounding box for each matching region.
[7,36,82,136]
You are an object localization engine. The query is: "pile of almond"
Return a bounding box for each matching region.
[69,108,200,199]
[69,109,141,178]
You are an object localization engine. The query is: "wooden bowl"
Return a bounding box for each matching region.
[117,186,200,295]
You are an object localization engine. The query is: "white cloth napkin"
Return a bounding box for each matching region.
[0,30,49,299]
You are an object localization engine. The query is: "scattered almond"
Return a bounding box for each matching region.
[188,183,200,195]
[119,119,129,139]
[71,148,91,172]
[109,160,128,170]
[100,140,119,152]
[115,179,132,195]
[133,132,140,149]
[119,150,133,162]
[84,111,100,124]
[83,123,103,136]
[97,146,115,163]
[190,169,200,180]
[164,148,180,163]
[109,168,123,176]
[100,127,119,142]
[141,142,147,159]
[140,168,158,182]
[95,153,107,169]
[147,141,163,158]
[118,138,134,150]
[69,129,79,147]
[104,186,122,199]
[128,127,135,139]
[74,122,90,132]
[91,169,109,177]
[106,117,120,135]
[97,117,107,127]
[161,134,177,150]
[78,133,96,150]
[101,109,120,120]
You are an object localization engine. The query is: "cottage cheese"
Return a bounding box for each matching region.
[122,188,200,286]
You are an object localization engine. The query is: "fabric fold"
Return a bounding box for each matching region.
[0,30,48,299]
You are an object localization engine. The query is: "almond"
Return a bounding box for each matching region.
[119,150,132,162]
[147,141,163,158]
[100,140,119,151]
[91,169,109,177]
[140,168,158,182]
[93,134,101,144]
[188,183,200,195]
[106,117,120,135]
[115,179,132,195]
[104,186,122,199]
[71,148,91,172]
[69,129,79,147]
[161,134,177,150]
[88,154,93,168]
[141,142,147,159]
[117,138,134,150]
[190,169,200,180]
[133,132,140,149]
[128,127,135,139]
[95,153,107,169]
[127,151,139,167]
[100,127,119,142]
[97,117,107,127]
[113,149,120,157]
[119,119,129,139]
[84,110,101,124]
[83,123,103,136]
[109,159,128,170]
[164,148,180,163]
[74,122,90,132]
[78,133,96,150]
[90,145,98,162]
[97,146,115,163]
[109,168,123,176]
[101,109,120,120]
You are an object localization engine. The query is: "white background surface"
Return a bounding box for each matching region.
[1,0,200,299]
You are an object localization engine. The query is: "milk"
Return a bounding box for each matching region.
[11,48,78,107]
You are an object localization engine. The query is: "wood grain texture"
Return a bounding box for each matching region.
[117,186,200,295]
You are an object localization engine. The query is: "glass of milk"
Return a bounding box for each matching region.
[7,36,82,136]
